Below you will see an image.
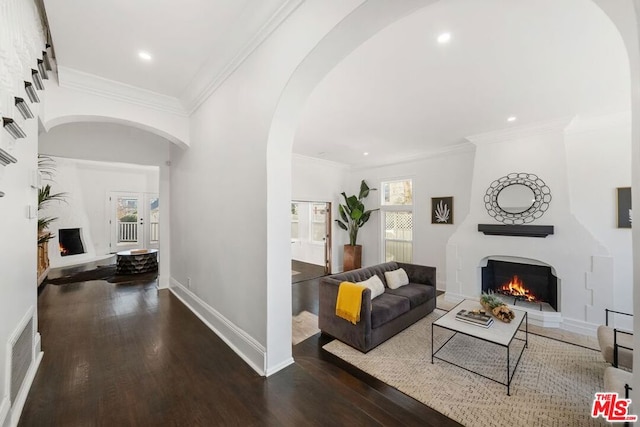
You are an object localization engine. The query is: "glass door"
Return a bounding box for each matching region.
[110,192,160,252]
[145,194,159,250]
[110,192,144,252]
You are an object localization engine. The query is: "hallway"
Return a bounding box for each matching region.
[20,274,456,426]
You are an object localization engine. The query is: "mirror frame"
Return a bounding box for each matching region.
[483,173,551,225]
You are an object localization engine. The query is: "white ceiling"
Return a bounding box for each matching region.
[43,0,293,100]
[43,0,630,167]
[293,0,631,167]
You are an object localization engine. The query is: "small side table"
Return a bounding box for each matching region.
[116,249,158,275]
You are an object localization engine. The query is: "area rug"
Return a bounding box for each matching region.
[292,311,320,345]
[45,264,157,285]
[324,310,608,427]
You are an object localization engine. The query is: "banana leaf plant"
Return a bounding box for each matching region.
[335,180,378,246]
[37,183,67,244]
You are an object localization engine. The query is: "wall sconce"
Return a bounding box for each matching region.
[37,59,48,80]
[31,69,44,90]
[0,147,18,166]
[15,97,34,120]
[25,82,40,103]
[2,117,27,139]
[42,51,52,71]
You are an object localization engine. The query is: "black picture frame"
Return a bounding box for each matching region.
[617,187,632,229]
[432,196,453,224]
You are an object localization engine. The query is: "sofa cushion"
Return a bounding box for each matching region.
[384,268,409,289]
[385,284,434,309]
[371,293,410,329]
[357,275,385,299]
[329,262,399,287]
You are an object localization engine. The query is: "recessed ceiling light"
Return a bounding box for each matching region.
[437,32,451,44]
[363,152,369,156]
[138,51,152,61]
[507,116,517,122]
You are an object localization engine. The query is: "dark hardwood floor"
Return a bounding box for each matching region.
[20,265,459,426]
[291,259,325,284]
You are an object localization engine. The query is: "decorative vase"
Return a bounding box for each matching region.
[343,245,362,271]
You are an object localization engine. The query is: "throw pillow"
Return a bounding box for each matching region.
[384,268,409,289]
[357,275,385,299]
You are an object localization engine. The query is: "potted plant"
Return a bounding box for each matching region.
[37,156,66,283]
[335,180,378,271]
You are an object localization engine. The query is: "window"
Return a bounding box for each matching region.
[291,203,299,240]
[381,179,413,262]
[311,203,327,243]
[382,179,413,206]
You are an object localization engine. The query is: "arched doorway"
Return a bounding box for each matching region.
[264,0,640,402]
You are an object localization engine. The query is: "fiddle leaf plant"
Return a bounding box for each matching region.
[335,180,378,246]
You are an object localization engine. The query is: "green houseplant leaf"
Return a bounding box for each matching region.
[335,180,379,246]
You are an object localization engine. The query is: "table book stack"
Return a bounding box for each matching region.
[455,309,494,328]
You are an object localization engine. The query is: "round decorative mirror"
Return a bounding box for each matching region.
[484,173,551,224]
[497,184,535,214]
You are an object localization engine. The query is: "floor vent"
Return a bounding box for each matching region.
[10,317,33,404]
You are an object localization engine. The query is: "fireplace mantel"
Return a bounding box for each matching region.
[477,224,554,238]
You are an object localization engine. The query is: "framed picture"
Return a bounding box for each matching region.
[432,196,453,224]
[617,187,632,228]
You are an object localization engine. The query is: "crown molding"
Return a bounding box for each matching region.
[0,147,18,167]
[350,141,475,171]
[465,117,574,145]
[564,110,631,135]
[292,152,350,170]
[57,66,187,117]
[181,0,305,114]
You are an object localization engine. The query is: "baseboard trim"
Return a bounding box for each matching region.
[562,318,598,337]
[0,396,9,427]
[265,357,294,377]
[9,351,43,427]
[169,278,266,376]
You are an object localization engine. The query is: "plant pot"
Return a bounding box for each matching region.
[343,245,362,271]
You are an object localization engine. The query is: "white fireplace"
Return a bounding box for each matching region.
[445,118,616,335]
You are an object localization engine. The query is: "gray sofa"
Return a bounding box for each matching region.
[319,261,436,352]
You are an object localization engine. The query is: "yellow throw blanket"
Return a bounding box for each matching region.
[336,281,365,324]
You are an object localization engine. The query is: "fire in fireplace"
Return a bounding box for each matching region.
[58,228,85,257]
[482,260,558,311]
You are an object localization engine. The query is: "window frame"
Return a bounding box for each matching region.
[380,178,414,263]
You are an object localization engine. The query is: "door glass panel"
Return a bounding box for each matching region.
[117,197,138,243]
[149,197,159,243]
[311,203,327,242]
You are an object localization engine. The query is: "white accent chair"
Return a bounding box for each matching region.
[597,309,633,370]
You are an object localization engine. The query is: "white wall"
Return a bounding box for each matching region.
[0,1,46,425]
[350,146,476,289]
[169,0,373,375]
[565,113,633,316]
[40,157,159,267]
[292,154,349,272]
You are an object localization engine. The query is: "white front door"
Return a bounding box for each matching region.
[110,192,159,252]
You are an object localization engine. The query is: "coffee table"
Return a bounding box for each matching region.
[431,299,528,395]
[116,249,158,275]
